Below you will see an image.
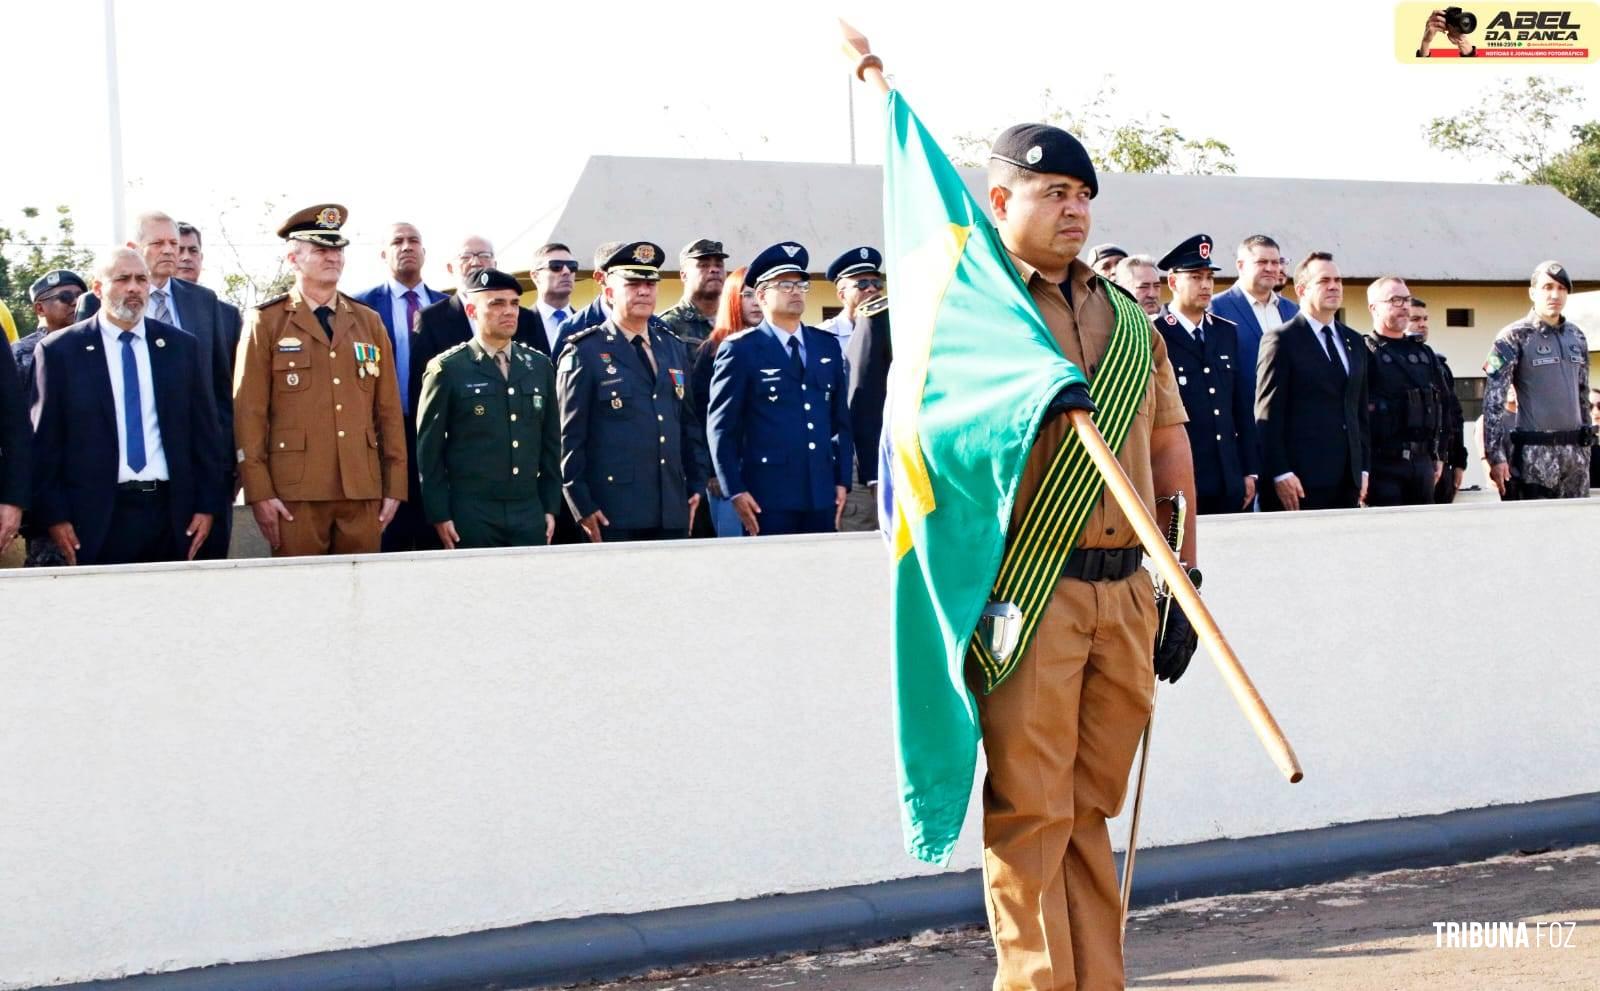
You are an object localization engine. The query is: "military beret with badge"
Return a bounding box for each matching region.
[990,122,1099,198]
[29,269,88,303]
[467,268,525,294]
[1532,260,1573,292]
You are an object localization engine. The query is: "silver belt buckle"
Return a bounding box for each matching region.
[979,601,1023,664]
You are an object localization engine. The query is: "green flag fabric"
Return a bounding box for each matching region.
[878,90,1091,865]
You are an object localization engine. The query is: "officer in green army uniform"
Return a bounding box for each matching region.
[416,269,560,548]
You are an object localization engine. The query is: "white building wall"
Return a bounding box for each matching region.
[3,499,1597,988]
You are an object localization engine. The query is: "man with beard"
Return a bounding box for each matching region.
[31,248,223,565]
[1364,277,1445,506]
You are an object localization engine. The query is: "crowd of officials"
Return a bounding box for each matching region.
[0,204,1591,566]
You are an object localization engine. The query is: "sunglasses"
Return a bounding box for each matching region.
[849,279,885,291]
[541,260,579,273]
[40,291,83,305]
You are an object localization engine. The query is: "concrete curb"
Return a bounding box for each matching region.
[50,792,1600,991]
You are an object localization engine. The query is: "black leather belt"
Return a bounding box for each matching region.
[116,480,168,493]
[1060,546,1144,582]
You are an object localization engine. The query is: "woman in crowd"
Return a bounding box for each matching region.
[692,267,762,537]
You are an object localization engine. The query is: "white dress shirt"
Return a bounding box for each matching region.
[100,315,169,482]
[536,300,571,331]
[1302,311,1350,373]
[1246,291,1283,334]
[767,322,806,366]
[148,278,183,330]
[1169,308,1204,342]
[820,311,854,355]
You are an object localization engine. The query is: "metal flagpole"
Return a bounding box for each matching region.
[104,0,126,245]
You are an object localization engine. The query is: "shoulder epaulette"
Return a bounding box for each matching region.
[255,293,288,310]
[566,326,602,347]
[725,328,757,343]
[437,341,470,361]
[1208,310,1237,328]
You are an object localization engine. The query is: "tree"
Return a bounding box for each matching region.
[1425,75,1600,216]
[214,195,295,310]
[0,206,97,336]
[952,78,1237,175]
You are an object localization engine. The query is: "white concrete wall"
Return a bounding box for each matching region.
[3,499,1598,988]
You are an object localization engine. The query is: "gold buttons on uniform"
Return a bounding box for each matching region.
[507,387,515,395]
[287,361,296,368]
[807,422,814,430]
[338,430,346,437]
[510,414,518,422]
[607,475,614,481]
[804,403,811,411]
[808,442,817,450]
[332,377,341,385]
[329,352,336,359]
[278,441,286,449]
[336,404,343,411]
[512,467,520,475]
[659,435,666,443]
[512,440,519,449]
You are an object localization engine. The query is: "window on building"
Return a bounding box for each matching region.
[1446,308,1474,328]
[1457,376,1486,422]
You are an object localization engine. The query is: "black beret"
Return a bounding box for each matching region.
[29,269,88,302]
[990,123,1098,198]
[1533,260,1572,291]
[466,268,524,294]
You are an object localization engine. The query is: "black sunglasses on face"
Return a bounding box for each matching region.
[541,260,579,273]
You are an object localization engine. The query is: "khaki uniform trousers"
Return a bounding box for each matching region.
[276,499,383,557]
[976,569,1157,991]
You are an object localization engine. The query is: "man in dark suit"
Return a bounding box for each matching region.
[707,242,853,536]
[122,212,236,559]
[175,222,243,364]
[1255,251,1370,511]
[1153,234,1259,514]
[31,248,225,565]
[353,222,448,552]
[0,294,29,556]
[414,235,549,413]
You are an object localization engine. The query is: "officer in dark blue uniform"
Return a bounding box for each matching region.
[820,245,885,356]
[707,242,854,536]
[1153,234,1259,514]
[556,241,708,542]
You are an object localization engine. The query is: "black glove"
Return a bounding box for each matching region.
[1152,569,1202,684]
[1153,603,1198,683]
[1046,382,1096,418]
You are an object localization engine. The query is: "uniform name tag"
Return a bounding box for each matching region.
[1531,357,1559,366]
[277,337,303,352]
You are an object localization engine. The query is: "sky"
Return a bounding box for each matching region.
[7,0,1598,295]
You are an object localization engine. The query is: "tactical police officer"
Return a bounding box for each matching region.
[1483,261,1592,500]
[557,241,708,542]
[233,204,408,556]
[1153,234,1258,513]
[417,269,560,549]
[1364,276,1445,506]
[1406,297,1468,502]
[707,242,854,536]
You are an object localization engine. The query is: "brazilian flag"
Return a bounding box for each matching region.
[879,91,1089,865]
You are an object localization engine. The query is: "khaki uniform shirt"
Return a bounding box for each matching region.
[234,286,407,504]
[1007,254,1187,549]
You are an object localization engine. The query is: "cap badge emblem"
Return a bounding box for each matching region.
[634,244,657,264]
[1198,241,1211,260]
[1025,145,1043,165]
[316,207,341,229]
[781,244,800,258]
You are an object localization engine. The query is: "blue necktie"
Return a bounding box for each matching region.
[551,308,567,326]
[787,336,803,377]
[119,330,147,473]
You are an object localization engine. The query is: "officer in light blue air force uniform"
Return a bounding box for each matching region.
[707,242,854,536]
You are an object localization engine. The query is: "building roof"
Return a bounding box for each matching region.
[539,155,1600,283]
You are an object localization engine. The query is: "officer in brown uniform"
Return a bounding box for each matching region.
[981,124,1199,991]
[233,204,408,556]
